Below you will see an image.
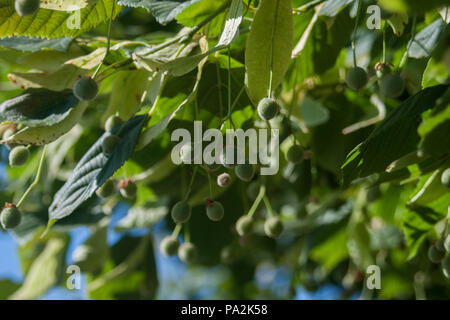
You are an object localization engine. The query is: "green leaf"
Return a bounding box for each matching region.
[379,0,450,13]
[0,88,78,127]
[2,100,88,145]
[300,96,330,127]
[117,0,200,25]
[319,0,354,17]
[419,102,450,157]
[408,19,447,59]
[115,202,168,231]
[245,0,294,104]
[49,115,147,220]
[176,0,226,27]
[387,12,409,37]
[403,204,447,259]
[107,69,151,120]
[0,279,20,299]
[342,85,449,186]
[0,0,122,39]
[154,0,243,76]
[40,0,98,11]
[10,237,68,300]
[0,37,72,52]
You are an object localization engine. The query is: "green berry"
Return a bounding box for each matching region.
[235,164,255,182]
[366,185,381,203]
[171,201,191,223]
[264,216,283,238]
[217,173,231,187]
[102,134,120,156]
[73,77,98,101]
[206,200,224,222]
[444,235,450,253]
[105,115,123,132]
[14,0,40,16]
[346,67,368,91]
[9,146,30,167]
[247,182,260,200]
[178,242,197,264]
[220,246,235,264]
[286,145,304,164]
[2,127,18,150]
[380,74,405,98]
[96,179,115,198]
[160,236,180,257]
[1,204,22,229]
[257,98,279,121]
[236,215,253,236]
[118,179,137,199]
[441,168,450,189]
[428,245,445,263]
[375,62,392,79]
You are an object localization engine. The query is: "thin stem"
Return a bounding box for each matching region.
[268,0,280,97]
[183,166,198,202]
[351,0,362,67]
[207,170,213,198]
[247,184,266,218]
[227,47,235,130]
[263,195,275,218]
[93,0,116,79]
[184,222,191,243]
[293,0,325,14]
[382,21,387,63]
[17,145,47,208]
[172,224,182,237]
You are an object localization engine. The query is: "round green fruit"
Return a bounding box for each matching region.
[380,74,405,98]
[206,200,224,222]
[160,236,180,257]
[9,146,30,167]
[102,134,120,156]
[441,168,450,189]
[428,245,445,263]
[73,77,99,101]
[14,0,40,17]
[2,127,18,150]
[375,62,392,79]
[346,67,368,91]
[286,145,304,164]
[171,201,191,223]
[178,242,197,264]
[96,179,115,198]
[236,215,253,236]
[118,179,137,199]
[235,164,255,182]
[257,98,279,121]
[1,204,22,229]
[444,234,450,253]
[264,216,283,238]
[217,173,231,187]
[105,115,123,132]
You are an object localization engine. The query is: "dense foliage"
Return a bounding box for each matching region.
[0,0,449,299]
